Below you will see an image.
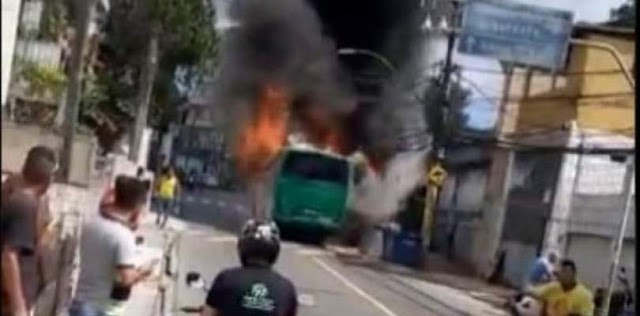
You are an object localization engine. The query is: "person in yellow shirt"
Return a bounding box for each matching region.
[155,166,180,228]
[528,259,594,316]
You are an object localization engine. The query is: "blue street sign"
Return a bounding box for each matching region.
[458,0,574,70]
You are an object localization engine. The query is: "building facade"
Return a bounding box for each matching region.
[469,24,635,289]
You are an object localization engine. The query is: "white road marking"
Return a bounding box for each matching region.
[217,201,227,207]
[185,196,196,202]
[202,236,299,251]
[297,249,327,256]
[298,293,316,307]
[202,198,212,205]
[312,257,398,316]
[206,236,237,243]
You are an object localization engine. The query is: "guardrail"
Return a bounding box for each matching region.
[33,186,86,316]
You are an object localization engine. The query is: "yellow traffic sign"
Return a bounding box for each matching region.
[428,164,447,186]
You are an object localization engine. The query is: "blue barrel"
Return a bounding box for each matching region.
[382,228,424,268]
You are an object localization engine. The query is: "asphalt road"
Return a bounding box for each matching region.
[168,188,502,316]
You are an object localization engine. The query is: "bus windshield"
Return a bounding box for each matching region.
[281,151,349,184]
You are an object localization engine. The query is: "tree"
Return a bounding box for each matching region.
[608,0,635,28]
[420,75,472,141]
[93,0,218,156]
[19,61,68,100]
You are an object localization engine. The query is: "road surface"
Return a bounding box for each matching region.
[166,188,507,316]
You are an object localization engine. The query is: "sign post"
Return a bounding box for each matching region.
[458,0,573,70]
[421,162,447,255]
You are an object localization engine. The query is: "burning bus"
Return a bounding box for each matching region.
[214,0,433,235]
[271,143,366,239]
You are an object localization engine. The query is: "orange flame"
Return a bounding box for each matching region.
[235,85,290,178]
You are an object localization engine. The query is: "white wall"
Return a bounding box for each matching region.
[545,125,635,291]
[135,128,153,169]
[566,235,635,290]
[2,0,22,107]
[14,40,62,68]
[1,120,97,186]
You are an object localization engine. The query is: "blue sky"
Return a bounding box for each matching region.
[459,0,628,131]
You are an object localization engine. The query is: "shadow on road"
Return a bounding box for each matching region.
[155,188,252,234]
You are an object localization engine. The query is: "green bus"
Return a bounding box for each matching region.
[270,147,363,239]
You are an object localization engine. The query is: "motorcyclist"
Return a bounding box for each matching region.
[200,219,298,316]
[522,259,594,316]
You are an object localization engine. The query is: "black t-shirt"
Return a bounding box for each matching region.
[0,191,39,310]
[206,266,298,316]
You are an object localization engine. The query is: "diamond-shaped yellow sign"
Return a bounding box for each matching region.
[428,164,447,186]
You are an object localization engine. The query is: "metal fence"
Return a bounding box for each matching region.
[34,184,89,316]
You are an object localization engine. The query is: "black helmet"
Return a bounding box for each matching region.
[238,219,281,267]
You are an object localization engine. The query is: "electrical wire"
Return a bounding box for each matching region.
[449,135,635,154]
[459,65,634,77]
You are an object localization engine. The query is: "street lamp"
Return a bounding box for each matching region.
[337,48,396,74]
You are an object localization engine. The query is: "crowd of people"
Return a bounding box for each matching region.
[1,146,296,316]
[4,146,633,316]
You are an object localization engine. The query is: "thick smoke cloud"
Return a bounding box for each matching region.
[215,0,354,130]
[214,0,434,222]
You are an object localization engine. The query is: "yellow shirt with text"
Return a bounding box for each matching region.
[533,281,594,316]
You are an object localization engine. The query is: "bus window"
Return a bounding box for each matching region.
[282,152,349,184]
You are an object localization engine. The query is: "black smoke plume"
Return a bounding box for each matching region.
[215,0,430,169]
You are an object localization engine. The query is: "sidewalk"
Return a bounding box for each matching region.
[328,245,515,311]
[31,177,185,316]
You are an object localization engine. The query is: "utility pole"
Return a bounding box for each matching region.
[60,0,96,181]
[422,0,460,252]
[129,26,159,162]
[599,156,635,316]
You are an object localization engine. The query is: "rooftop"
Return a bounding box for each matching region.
[573,22,635,39]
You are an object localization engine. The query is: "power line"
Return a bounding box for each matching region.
[450,135,635,154]
[459,65,633,77]
[457,73,633,106]
[470,92,634,103]
[500,126,635,138]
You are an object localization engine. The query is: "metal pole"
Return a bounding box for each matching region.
[422,0,460,254]
[336,48,396,74]
[599,157,635,316]
[60,0,96,181]
[569,38,635,89]
[130,27,159,162]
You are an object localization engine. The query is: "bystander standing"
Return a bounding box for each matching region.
[1,146,57,316]
[70,175,156,316]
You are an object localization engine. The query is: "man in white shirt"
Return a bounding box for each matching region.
[70,176,154,316]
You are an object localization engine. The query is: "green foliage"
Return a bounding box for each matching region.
[81,72,110,114]
[97,0,219,128]
[609,0,636,28]
[19,62,67,99]
[420,76,472,137]
[39,0,69,40]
